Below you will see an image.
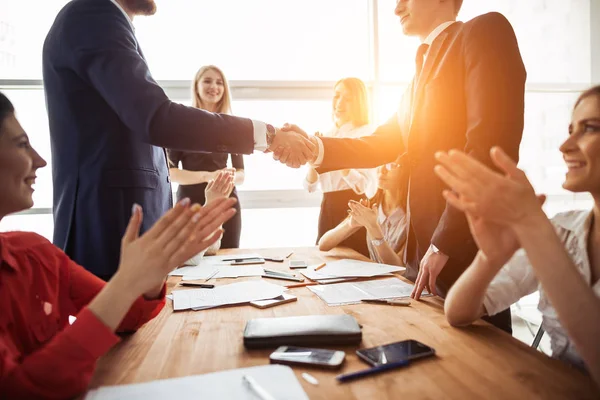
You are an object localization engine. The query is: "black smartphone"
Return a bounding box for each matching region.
[356,340,435,367]
[270,346,345,369]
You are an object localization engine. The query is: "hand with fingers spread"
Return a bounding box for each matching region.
[411,246,448,300]
[115,197,237,298]
[270,123,318,168]
[205,170,234,205]
[433,147,546,228]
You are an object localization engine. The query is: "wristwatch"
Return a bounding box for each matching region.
[265,124,276,148]
[371,237,385,247]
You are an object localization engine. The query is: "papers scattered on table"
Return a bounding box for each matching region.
[172,280,286,311]
[180,266,265,280]
[308,277,426,306]
[85,364,309,400]
[302,259,404,282]
[169,253,263,276]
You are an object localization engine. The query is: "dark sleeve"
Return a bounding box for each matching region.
[317,113,404,173]
[66,3,254,155]
[431,12,526,260]
[166,149,183,169]
[231,153,245,169]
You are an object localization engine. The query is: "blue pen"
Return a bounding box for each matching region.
[336,360,411,383]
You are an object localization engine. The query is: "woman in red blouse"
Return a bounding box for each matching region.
[0,91,237,399]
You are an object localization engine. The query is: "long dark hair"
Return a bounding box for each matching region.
[0,91,15,133]
[368,162,410,210]
[574,85,600,109]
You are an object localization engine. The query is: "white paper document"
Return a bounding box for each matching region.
[302,259,404,280]
[308,277,420,306]
[169,253,263,276]
[85,364,309,400]
[172,280,286,311]
[180,266,265,280]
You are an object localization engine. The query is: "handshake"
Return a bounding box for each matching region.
[267,123,319,168]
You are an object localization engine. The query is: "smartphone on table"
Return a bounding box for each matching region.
[289,260,308,269]
[356,339,435,367]
[270,346,345,369]
[230,257,265,265]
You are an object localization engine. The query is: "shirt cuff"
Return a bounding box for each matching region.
[311,136,325,166]
[71,308,120,359]
[252,120,268,152]
[303,177,319,193]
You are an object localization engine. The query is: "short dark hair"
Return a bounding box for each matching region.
[0,91,15,134]
[454,0,464,15]
[574,85,600,109]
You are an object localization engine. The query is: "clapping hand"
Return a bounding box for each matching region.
[270,123,318,168]
[116,197,237,299]
[205,170,234,205]
[348,199,379,233]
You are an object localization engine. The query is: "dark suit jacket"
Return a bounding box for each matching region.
[43,0,255,278]
[318,13,526,294]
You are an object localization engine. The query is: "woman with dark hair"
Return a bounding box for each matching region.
[318,160,408,266]
[305,77,377,256]
[168,65,244,250]
[0,91,237,398]
[438,86,600,387]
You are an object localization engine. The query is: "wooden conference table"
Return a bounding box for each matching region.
[89,247,598,399]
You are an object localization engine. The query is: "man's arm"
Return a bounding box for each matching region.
[431,12,527,261]
[317,114,404,173]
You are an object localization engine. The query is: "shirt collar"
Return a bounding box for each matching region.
[109,0,135,31]
[423,21,456,46]
[552,209,593,236]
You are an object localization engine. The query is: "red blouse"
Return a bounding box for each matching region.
[0,232,166,399]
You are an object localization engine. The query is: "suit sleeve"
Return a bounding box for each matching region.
[317,114,404,173]
[167,149,183,169]
[66,5,254,154]
[431,13,526,261]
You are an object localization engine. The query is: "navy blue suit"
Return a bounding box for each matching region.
[43,0,255,279]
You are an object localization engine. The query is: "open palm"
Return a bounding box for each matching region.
[466,212,519,268]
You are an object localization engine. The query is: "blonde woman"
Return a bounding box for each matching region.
[304,77,376,256]
[168,65,244,248]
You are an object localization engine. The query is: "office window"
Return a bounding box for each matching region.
[135,0,371,81]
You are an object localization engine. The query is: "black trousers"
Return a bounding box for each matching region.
[317,189,369,257]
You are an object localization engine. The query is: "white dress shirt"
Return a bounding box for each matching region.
[367,204,408,263]
[108,0,269,151]
[304,123,377,197]
[483,210,599,371]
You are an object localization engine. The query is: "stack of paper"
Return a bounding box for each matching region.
[169,253,263,275]
[308,277,424,306]
[179,266,265,280]
[302,259,404,283]
[172,280,286,311]
[85,365,309,400]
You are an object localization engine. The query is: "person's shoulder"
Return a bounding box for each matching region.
[462,12,515,35]
[1,231,52,249]
[465,12,511,27]
[550,209,591,232]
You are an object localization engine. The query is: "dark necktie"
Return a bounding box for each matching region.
[414,43,430,84]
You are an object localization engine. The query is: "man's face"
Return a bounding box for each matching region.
[394,0,442,37]
[122,0,157,16]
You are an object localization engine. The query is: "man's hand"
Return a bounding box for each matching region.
[271,124,318,168]
[205,170,234,205]
[411,246,449,300]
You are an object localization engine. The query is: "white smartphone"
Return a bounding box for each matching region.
[250,293,297,309]
[289,260,308,269]
[270,346,345,369]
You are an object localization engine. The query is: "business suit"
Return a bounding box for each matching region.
[318,13,526,324]
[43,0,256,279]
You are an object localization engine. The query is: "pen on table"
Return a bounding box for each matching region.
[336,359,411,383]
[242,375,277,400]
[361,298,411,307]
[179,282,215,289]
[285,251,294,259]
[263,273,305,282]
[204,269,219,282]
[285,282,319,289]
[314,262,327,271]
[301,372,319,385]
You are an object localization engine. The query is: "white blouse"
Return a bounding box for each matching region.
[367,204,408,263]
[304,123,377,198]
[483,210,600,370]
